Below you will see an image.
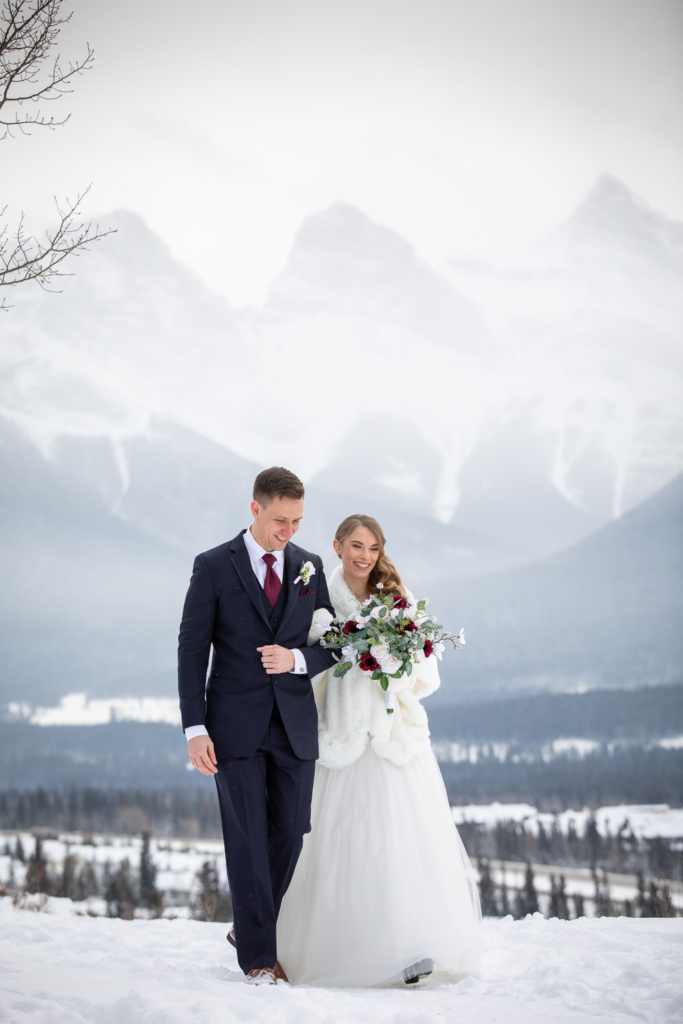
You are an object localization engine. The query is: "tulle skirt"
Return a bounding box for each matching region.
[277,743,481,988]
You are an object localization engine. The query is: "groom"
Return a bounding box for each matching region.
[178,467,336,985]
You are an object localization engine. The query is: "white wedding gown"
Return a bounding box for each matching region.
[277,567,481,988]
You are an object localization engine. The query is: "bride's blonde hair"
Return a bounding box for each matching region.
[334,514,405,597]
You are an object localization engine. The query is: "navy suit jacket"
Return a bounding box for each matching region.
[177,531,336,760]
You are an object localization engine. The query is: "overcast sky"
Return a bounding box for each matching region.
[4,0,683,306]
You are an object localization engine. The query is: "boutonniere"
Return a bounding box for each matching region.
[294,560,316,586]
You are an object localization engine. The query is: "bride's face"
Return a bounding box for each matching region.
[334,526,380,584]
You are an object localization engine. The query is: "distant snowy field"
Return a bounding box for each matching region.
[0,898,681,1024]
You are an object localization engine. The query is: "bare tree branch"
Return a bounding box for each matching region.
[0,186,114,309]
[1,1,113,308]
[0,0,94,138]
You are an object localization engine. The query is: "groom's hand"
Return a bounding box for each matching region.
[188,734,218,776]
[257,645,295,674]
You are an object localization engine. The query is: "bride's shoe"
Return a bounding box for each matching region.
[403,958,434,984]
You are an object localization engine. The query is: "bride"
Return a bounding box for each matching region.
[277,514,481,988]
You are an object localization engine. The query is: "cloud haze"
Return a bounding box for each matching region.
[3,0,682,304]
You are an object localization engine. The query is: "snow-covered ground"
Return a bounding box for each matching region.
[3,800,682,911]
[0,897,680,1023]
[0,833,228,907]
[487,861,683,916]
[434,736,683,764]
[6,693,182,727]
[450,802,683,842]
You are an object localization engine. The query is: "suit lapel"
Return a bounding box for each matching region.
[275,543,301,639]
[229,532,273,633]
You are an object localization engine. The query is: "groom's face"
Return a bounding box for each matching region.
[250,495,304,551]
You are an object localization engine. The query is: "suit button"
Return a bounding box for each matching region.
[273,616,279,623]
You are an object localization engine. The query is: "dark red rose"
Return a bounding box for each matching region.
[397,620,417,635]
[423,640,434,658]
[342,620,359,635]
[359,653,379,673]
[393,595,408,609]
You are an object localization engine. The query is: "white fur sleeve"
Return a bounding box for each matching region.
[307,607,334,646]
[399,589,441,698]
[410,649,441,699]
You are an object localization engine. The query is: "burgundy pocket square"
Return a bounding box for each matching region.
[300,587,314,595]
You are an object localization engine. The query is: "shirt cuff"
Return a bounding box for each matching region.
[289,649,308,674]
[185,725,209,742]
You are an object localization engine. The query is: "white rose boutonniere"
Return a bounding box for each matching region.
[294,560,316,586]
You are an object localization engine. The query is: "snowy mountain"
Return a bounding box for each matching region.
[431,471,683,703]
[0,177,682,710]
[2,181,682,554]
[0,211,244,457]
[442,175,683,536]
[0,409,519,708]
[0,415,188,705]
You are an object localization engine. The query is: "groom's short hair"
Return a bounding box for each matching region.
[253,467,305,507]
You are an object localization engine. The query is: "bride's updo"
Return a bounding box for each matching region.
[334,514,405,597]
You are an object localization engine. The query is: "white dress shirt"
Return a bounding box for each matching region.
[185,528,307,742]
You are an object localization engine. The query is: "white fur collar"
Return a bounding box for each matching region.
[327,564,364,620]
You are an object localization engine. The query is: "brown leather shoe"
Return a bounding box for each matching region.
[273,960,289,983]
[245,967,276,986]
[231,925,287,984]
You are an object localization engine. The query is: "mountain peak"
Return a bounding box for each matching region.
[574,175,653,228]
[567,175,683,259]
[263,203,489,349]
[285,202,416,269]
[95,209,177,267]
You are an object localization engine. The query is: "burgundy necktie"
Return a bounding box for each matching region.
[262,553,282,608]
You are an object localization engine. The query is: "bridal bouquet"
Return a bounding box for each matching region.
[320,584,464,713]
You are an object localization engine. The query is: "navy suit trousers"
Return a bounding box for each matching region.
[214,702,315,974]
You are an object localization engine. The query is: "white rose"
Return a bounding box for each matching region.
[381,654,403,674]
[370,643,390,663]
